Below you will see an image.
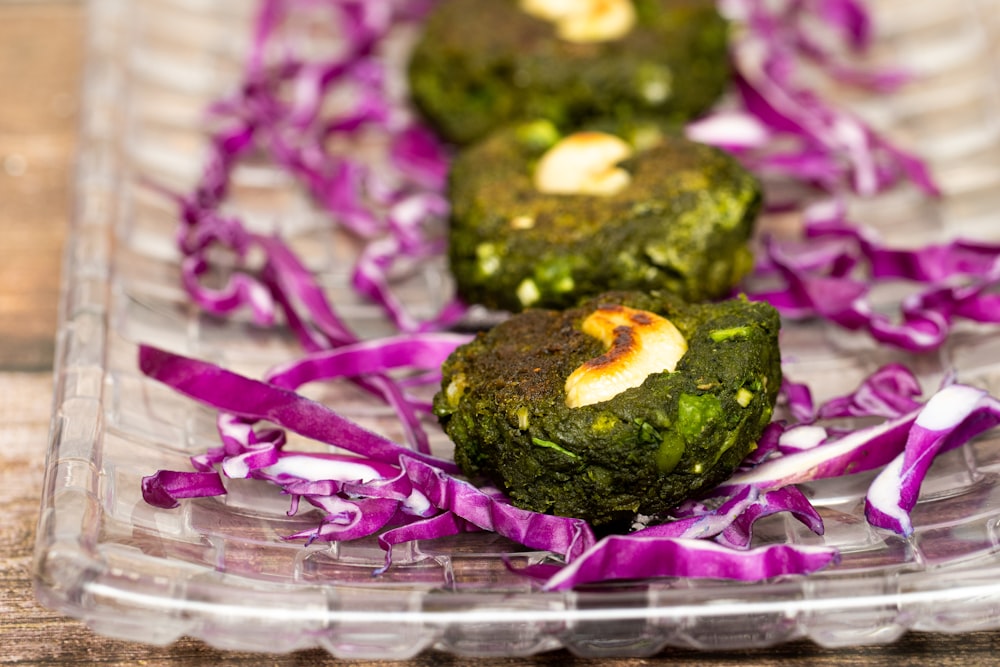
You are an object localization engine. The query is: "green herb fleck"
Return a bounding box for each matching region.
[531,437,579,459]
[709,326,751,342]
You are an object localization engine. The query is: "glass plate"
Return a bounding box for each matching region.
[33,0,1000,659]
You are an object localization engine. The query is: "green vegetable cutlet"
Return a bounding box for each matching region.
[447,123,762,312]
[433,291,782,527]
[408,0,730,145]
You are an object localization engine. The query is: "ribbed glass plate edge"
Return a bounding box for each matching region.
[32,0,1000,659]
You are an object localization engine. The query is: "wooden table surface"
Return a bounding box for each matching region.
[4,1,1000,665]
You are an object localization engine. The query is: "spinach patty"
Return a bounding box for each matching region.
[447,123,762,311]
[408,0,730,145]
[433,291,782,526]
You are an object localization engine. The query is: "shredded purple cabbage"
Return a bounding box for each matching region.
[398,456,596,562]
[139,344,595,564]
[628,484,823,548]
[541,537,840,591]
[713,0,935,197]
[865,385,1000,535]
[137,0,1000,590]
[718,368,1000,542]
[746,207,1000,352]
[709,2,1000,351]
[172,0,460,336]
[139,345,460,473]
[141,470,228,509]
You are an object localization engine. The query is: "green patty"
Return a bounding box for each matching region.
[447,122,762,312]
[433,291,782,527]
[408,0,730,145]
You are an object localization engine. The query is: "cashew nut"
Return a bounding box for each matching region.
[533,131,634,197]
[520,0,636,43]
[565,305,687,408]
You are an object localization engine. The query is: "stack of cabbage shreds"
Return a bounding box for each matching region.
[407,0,730,145]
[433,290,782,527]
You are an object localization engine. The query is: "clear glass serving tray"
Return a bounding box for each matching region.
[33,0,1000,659]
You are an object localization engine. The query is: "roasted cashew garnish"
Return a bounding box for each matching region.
[520,0,637,43]
[565,305,687,408]
[533,131,633,197]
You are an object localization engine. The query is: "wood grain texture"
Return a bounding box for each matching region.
[3,2,1000,665]
[0,3,80,372]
